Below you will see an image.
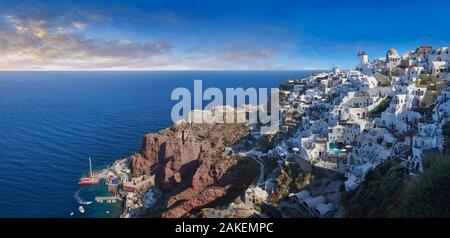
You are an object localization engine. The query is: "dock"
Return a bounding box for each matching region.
[95,196,122,203]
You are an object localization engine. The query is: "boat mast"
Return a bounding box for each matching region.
[89,157,93,178]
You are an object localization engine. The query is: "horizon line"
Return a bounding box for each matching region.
[0,69,334,72]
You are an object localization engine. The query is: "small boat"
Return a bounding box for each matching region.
[105,211,110,214]
[79,157,100,185]
[70,212,74,216]
[79,206,85,214]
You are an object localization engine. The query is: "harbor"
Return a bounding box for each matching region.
[71,182,123,218]
[75,157,155,218]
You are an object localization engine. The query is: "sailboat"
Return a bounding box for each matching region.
[78,157,100,185]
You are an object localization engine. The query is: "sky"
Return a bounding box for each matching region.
[0,0,449,70]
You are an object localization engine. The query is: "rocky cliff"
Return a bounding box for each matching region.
[130,122,259,218]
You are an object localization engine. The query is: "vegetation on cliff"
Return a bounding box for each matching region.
[270,162,314,203]
[392,154,450,217]
[343,121,450,218]
[369,96,392,117]
[392,121,450,217]
[342,159,407,217]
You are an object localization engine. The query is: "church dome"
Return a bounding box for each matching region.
[386,48,399,59]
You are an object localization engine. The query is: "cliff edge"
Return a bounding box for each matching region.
[130,122,259,217]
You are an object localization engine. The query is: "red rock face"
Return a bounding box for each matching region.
[162,187,227,218]
[130,123,258,218]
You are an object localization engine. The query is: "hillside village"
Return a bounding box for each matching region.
[105,45,450,218]
[256,45,450,217]
[277,46,449,188]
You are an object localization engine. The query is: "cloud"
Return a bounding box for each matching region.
[0,13,282,70]
[71,21,87,30]
[0,6,299,70]
[0,14,173,70]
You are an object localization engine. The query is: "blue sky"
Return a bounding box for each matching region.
[0,0,448,70]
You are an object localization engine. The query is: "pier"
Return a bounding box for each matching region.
[95,196,122,203]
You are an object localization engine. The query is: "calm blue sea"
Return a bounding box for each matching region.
[0,70,315,217]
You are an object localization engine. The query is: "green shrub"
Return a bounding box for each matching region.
[378,161,393,175]
[342,161,406,217]
[339,183,345,192]
[369,97,392,116]
[443,121,450,137]
[393,155,450,218]
[343,152,450,218]
[270,163,314,203]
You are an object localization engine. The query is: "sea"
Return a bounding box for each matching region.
[0,70,317,218]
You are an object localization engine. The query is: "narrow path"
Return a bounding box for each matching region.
[246,151,264,186]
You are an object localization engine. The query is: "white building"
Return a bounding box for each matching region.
[386,48,400,68]
[409,66,425,82]
[431,61,447,76]
[413,123,439,149]
[358,51,369,65]
[341,92,374,108]
[328,122,360,146]
[244,187,268,205]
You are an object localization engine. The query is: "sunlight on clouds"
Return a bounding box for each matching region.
[0,12,292,70]
[0,14,176,70]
